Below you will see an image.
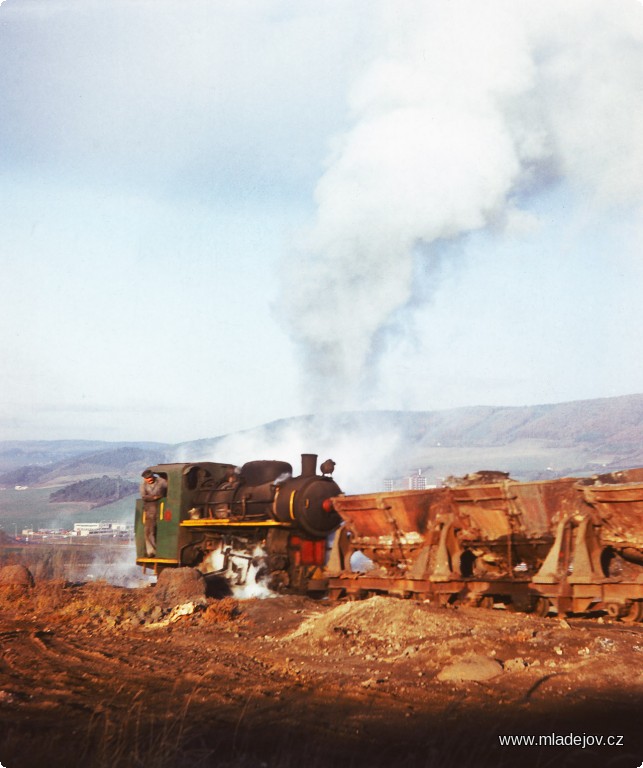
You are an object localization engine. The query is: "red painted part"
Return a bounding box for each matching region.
[290,536,326,566]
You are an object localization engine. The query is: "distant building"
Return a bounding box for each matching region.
[74,522,109,536]
[383,469,429,491]
[409,470,427,490]
[111,522,132,533]
[73,521,134,537]
[20,527,73,541]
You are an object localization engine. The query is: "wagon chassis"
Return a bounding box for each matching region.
[327,574,643,621]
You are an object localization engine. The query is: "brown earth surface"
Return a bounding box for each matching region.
[0,578,642,768]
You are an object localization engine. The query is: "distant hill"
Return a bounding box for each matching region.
[252,395,643,455]
[173,394,643,490]
[1,394,642,493]
[0,440,168,471]
[49,476,139,507]
[0,443,170,486]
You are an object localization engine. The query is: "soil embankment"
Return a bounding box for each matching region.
[0,581,641,768]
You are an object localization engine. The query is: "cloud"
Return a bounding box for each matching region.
[0,0,372,200]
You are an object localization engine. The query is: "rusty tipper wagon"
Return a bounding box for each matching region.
[327,469,643,621]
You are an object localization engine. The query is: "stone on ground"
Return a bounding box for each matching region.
[155,567,207,608]
[437,655,503,682]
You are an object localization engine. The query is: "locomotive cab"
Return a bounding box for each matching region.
[135,461,235,568]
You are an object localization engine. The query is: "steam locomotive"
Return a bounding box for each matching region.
[135,453,643,620]
[135,453,342,592]
[325,468,643,621]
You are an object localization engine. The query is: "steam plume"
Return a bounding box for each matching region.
[280,0,643,410]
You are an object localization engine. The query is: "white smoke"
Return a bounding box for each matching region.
[173,416,408,493]
[280,0,643,410]
[81,541,154,587]
[231,546,276,600]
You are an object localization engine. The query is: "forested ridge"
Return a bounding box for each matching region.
[49,476,138,506]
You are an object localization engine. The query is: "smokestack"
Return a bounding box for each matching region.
[301,453,318,477]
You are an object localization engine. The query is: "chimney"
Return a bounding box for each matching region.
[301,454,318,477]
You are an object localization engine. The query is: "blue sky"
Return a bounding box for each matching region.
[1,0,643,444]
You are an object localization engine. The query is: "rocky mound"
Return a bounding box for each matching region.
[285,595,446,648]
[0,564,34,588]
[278,595,642,688]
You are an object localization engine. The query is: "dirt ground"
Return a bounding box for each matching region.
[0,578,642,768]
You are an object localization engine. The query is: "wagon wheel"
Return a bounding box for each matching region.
[621,600,643,624]
[533,597,551,617]
[479,595,495,610]
[604,602,621,619]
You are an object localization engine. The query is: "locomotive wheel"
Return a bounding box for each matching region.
[621,601,643,624]
[533,597,551,617]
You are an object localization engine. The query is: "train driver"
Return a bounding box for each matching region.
[140,470,168,557]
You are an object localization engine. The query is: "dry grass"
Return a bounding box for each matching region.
[0,698,217,768]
